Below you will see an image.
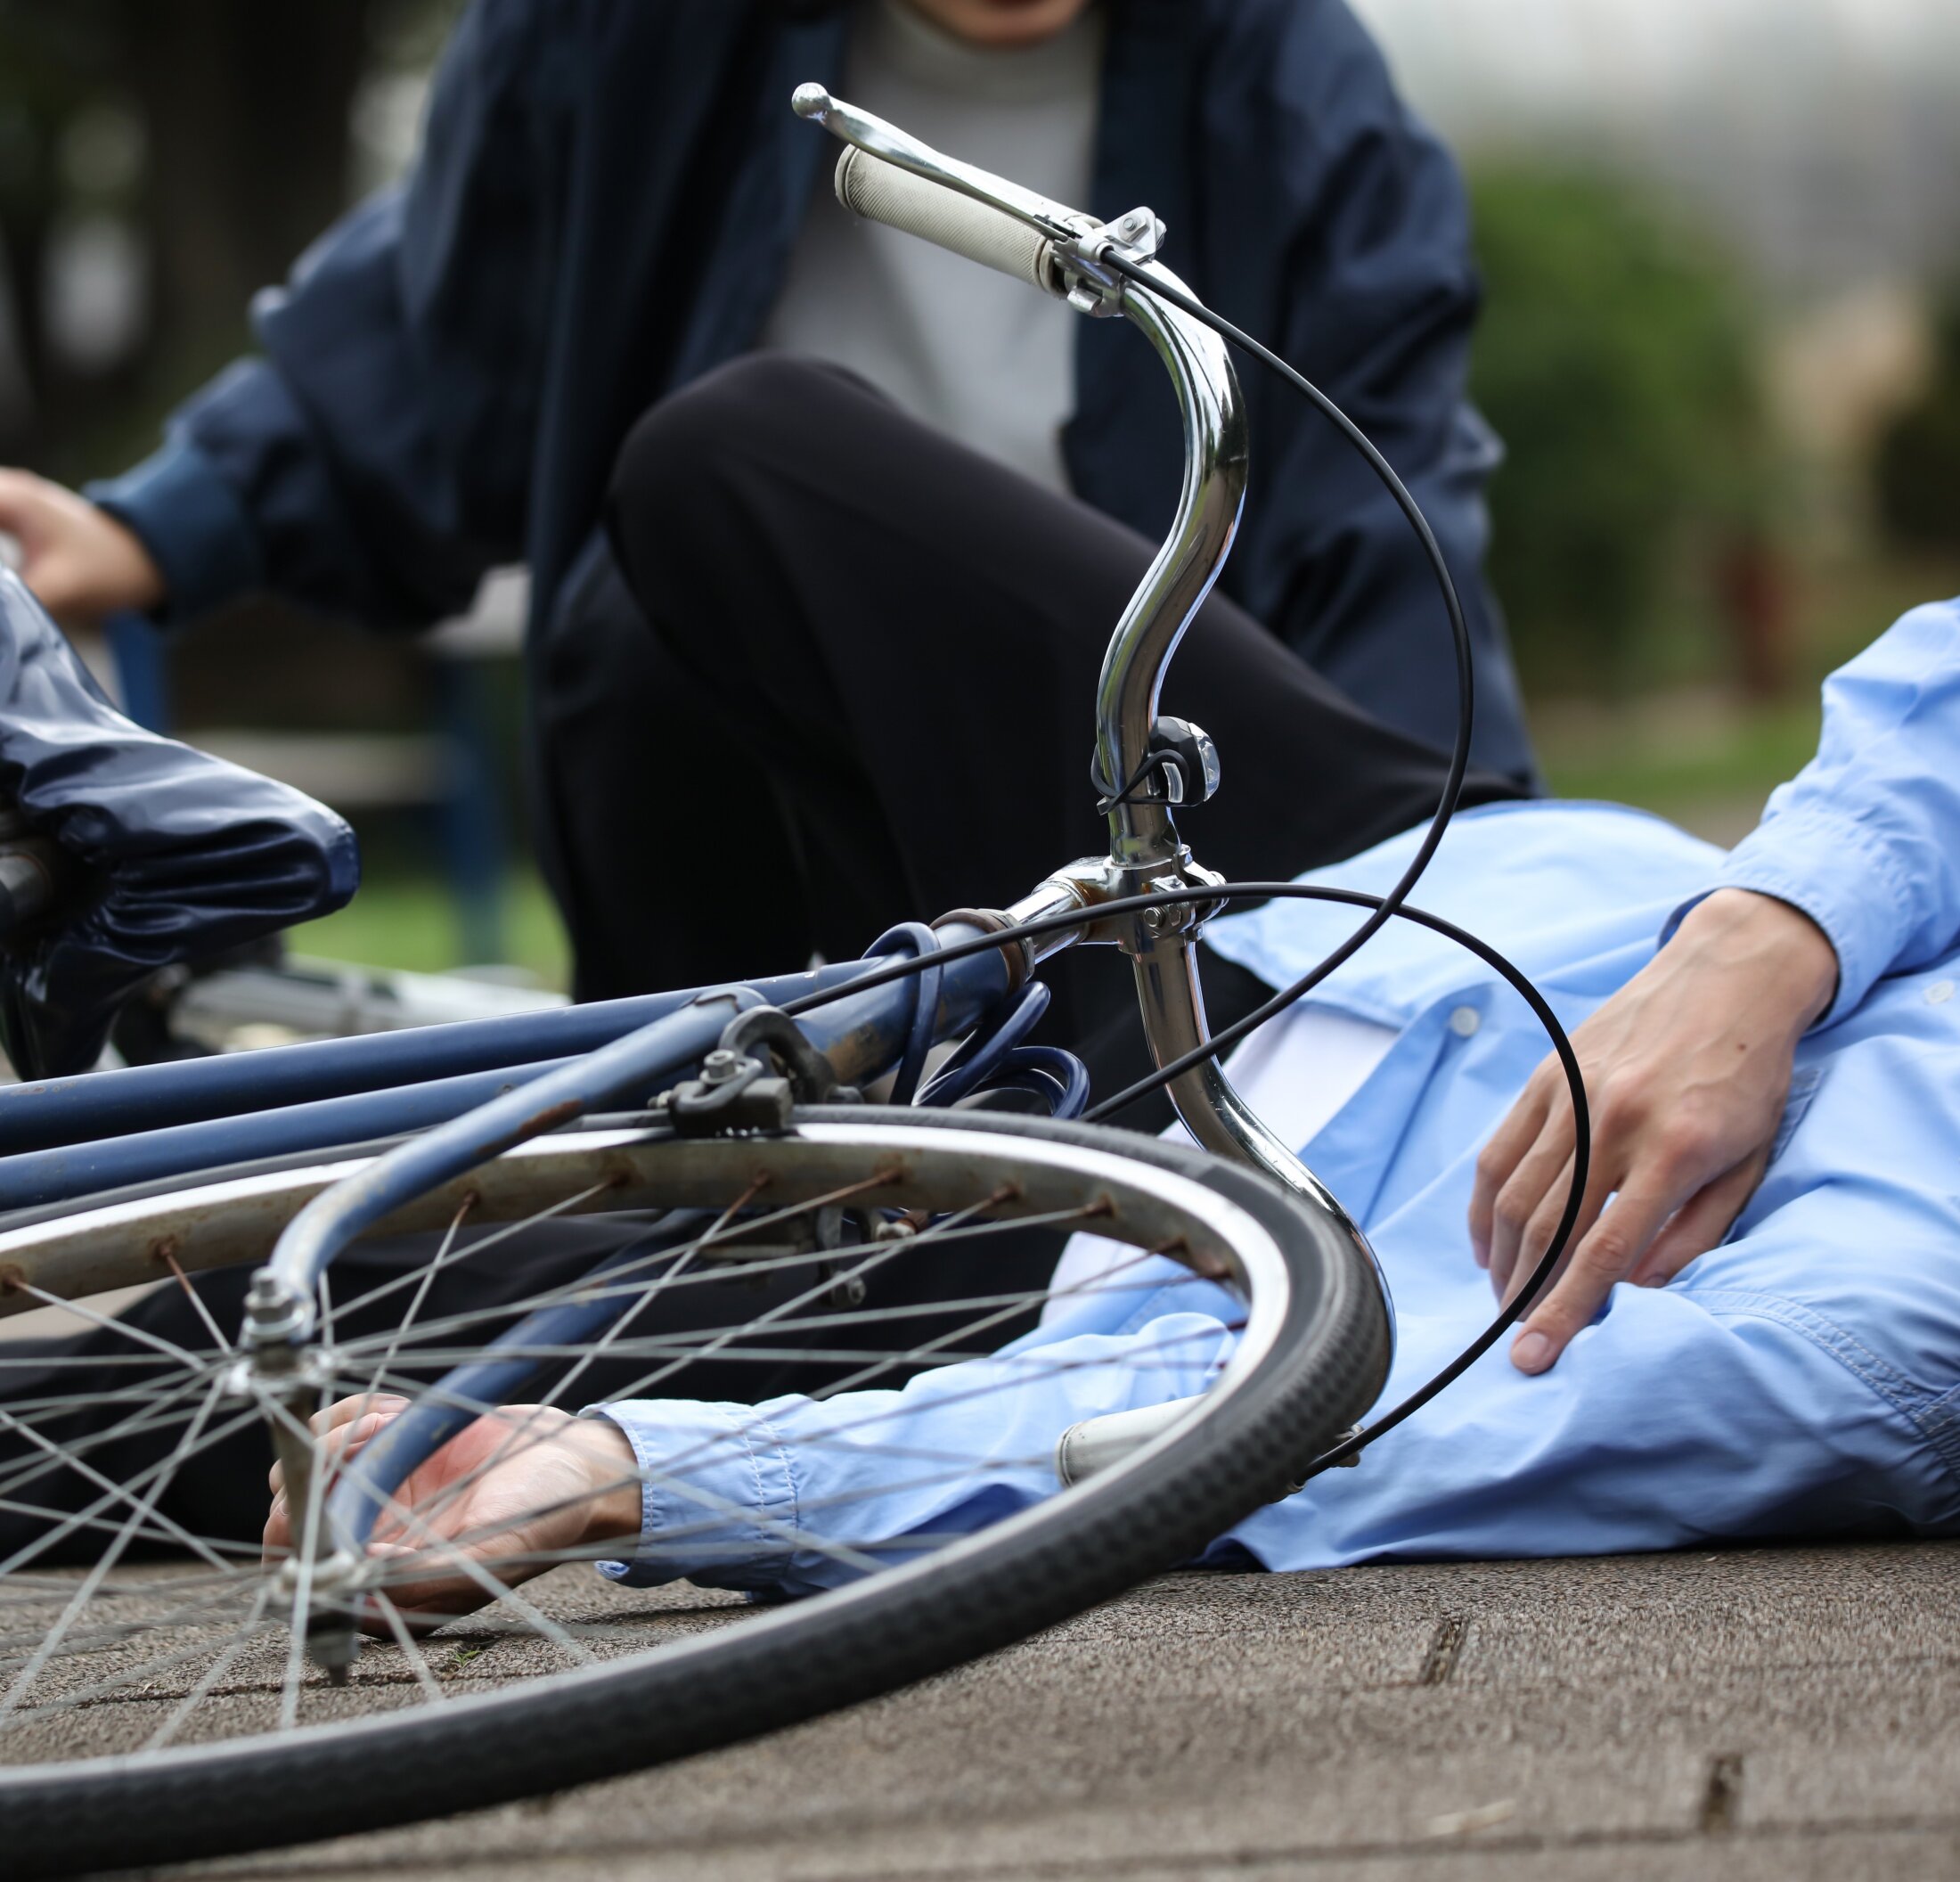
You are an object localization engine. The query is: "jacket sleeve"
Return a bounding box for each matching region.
[1222,1,1519,773]
[1666,599,1960,1024]
[86,0,554,633]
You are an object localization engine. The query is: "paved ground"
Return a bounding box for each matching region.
[182,1540,1957,1882]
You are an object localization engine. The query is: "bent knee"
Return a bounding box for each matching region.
[610,354,878,521]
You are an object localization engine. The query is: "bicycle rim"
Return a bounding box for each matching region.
[0,1108,1388,1876]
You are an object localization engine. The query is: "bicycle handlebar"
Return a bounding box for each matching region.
[795,84,1237,855]
[794,83,1084,240]
[793,86,1347,1252]
[833,148,1066,298]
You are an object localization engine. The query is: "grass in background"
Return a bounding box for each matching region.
[1535,692,1821,842]
[291,869,570,987]
[1534,546,1960,842]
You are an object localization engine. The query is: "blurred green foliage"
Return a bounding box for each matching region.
[1468,165,1775,696]
[293,866,569,988]
[1874,293,1960,553]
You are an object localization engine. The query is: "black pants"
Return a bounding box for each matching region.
[2,357,1526,1557]
[552,354,1524,1111]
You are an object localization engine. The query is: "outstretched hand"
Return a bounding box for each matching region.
[265,1396,643,1629]
[1469,888,1838,1375]
[0,470,164,625]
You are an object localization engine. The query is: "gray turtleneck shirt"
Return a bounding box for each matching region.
[758,1,1104,496]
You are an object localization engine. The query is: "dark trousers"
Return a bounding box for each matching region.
[550,354,1523,1114]
[2,356,1526,1557]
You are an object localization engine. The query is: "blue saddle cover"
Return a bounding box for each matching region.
[0,572,358,1080]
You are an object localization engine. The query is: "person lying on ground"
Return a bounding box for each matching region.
[0,321,1541,1562]
[276,596,1960,1615]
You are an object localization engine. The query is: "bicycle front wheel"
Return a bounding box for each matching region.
[0,1108,1388,1876]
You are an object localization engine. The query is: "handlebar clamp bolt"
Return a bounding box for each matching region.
[699,1049,747,1087]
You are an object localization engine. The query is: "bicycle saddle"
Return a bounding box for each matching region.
[0,570,357,1080]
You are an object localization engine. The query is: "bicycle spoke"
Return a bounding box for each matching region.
[315,1179,618,1337]
[354,1191,477,1417]
[364,1585,449,1706]
[0,1101,1317,1870]
[0,1376,230,1723]
[4,1282,219,1374]
[143,1581,274,1752]
[0,1396,259,1581]
[269,1386,334,1733]
[1,1582,265,1726]
[161,1250,234,1355]
[326,1171,898,1366]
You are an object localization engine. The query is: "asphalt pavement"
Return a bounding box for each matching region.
[188,1540,1958,1882]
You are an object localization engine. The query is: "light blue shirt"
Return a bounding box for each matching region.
[596,600,1960,1596]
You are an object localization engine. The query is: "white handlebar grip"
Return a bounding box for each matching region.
[834,148,1065,298]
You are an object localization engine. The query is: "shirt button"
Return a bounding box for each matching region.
[1929,980,1955,1005]
[1450,1006,1482,1038]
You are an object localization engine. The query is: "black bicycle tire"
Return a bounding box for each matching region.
[5,1107,1389,1878]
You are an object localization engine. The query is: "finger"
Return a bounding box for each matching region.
[267,1410,403,1508]
[1629,1157,1765,1289]
[271,1400,404,1493]
[1485,1102,1580,1303]
[1468,1068,1556,1265]
[1510,1182,1681,1374]
[360,1534,522,1626]
[1502,1150,1596,1311]
[1503,1125,1634,1317]
[310,1392,408,1438]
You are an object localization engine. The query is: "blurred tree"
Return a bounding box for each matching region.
[0,4,127,466]
[1468,165,1776,697]
[0,0,461,480]
[123,1,376,385]
[1873,292,1960,554]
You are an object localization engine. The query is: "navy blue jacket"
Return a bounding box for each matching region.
[89,0,1533,778]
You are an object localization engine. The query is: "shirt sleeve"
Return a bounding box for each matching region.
[589,1273,1954,1591]
[586,1306,1237,1600]
[1222,1280,1958,1572]
[1663,599,1960,1024]
[86,0,553,632]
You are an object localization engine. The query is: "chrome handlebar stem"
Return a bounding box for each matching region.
[1091,274,1245,869]
[796,90,1357,1227]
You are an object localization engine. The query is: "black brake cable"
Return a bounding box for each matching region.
[775,878,1591,1478]
[1086,250,1481,1123]
[774,257,1595,1476]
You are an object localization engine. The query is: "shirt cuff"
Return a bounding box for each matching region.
[581,1399,800,1592]
[84,435,266,628]
[1660,806,1912,1027]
